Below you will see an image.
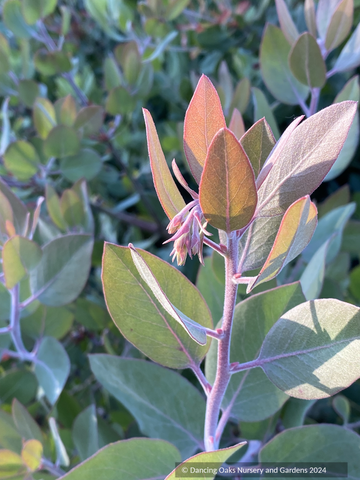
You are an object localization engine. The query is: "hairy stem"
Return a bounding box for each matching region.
[91,202,159,233]
[10,285,27,354]
[309,88,320,117]
[37,21,88,107]
[204,234,238,451]
[191,363,212,396]
[41,458,66,478]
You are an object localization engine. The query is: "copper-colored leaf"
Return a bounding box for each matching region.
[240,117,275,178]
[183,74,226,184]
[199,128,257,232]
[228,108,245,140]
[143,108,185,220]
[246,196,318,292]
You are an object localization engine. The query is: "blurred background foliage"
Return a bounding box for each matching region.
[1,0,360,476]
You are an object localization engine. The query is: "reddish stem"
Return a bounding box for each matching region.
[204,234,238,450]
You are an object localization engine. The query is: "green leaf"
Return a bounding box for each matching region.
[59,95,77,127]
[90,355,205,458]
[59,438,180,480]
[300,238,331,300]
[196,256,225,325]
[333,394,351,423]
[30,234,93,306]
[22,0,57,24]
[102,243,212,369]
[34,336,70,404]
[33,98,56,140]
[45,184,67,231]
[60,6,71,35]
[3,0,34,38]
[260,424,360,477]
[240,117,275,178]
[246,197,317,292]
[325,77,359,181]
[183,74,226,184]
[165,443,245,480]
[289,33,326,88]
[72,179,94,234]
[0,35,10,73]
[12,399,43,444]
[0,410,22,453]
[342,220,360,253]
[104,57,122,90]
[350,265,360,299]
[316,0,341,40]
[144,31,178,63]
[318,185,350,217]
[17,80,39,108]
[199,128,257,232]
[60,189,85,228]
[4,140,39,181]
[252,87,280,140]
[281,398,316,428]
[258,299,360,399]
[75,298,109,331]
[218,60,234,114]
[2,236,42,289]
[0,449,25,478]
[0,190,14,241]
[0,180,28,236]
[83,0,124,41]
[206,283,305,422]
[260,25,309,105]
[21,304,74,340]
[325,0,353,52]
[333,22,360,72]
[142,108,185,219]
[230,77,251,115]
[44,125,80,159]
[240,415,279,441]
[34,49,72,76]
[0,370,37,405]
[165,0,190,20]
[130,245,209,345]
[21,439,43,472]
[72,405,99,461]
[335,75,359,104]
[115,42,141,86]
[275,0,299,45]
[304,0,317,37]
[302,203,355,263]
[61,148,102,183]
[74,106,104,135]
[105,86,136,115]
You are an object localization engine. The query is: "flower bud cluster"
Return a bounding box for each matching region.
[165,200,210,266]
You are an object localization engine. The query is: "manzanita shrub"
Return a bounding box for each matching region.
[92,74,360,477]
[1,0,360,479]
